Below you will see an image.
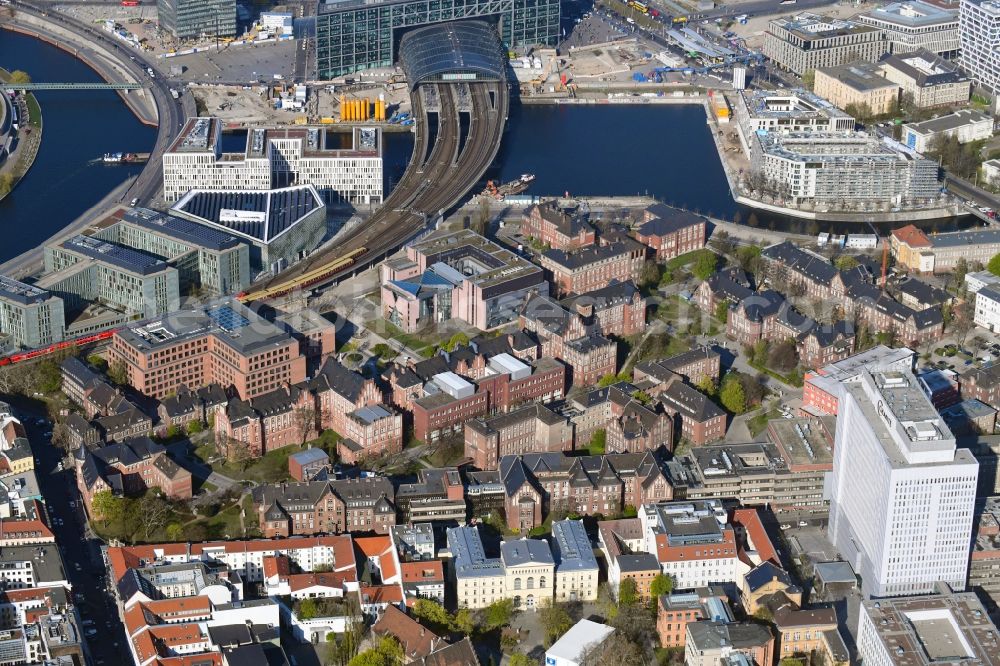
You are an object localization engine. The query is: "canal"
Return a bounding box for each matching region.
[0,28,156,263]
[0,27,976,265]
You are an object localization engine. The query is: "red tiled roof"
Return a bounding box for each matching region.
[372,605,444,660]
[400,560,444,583]
[263,554,291,580]
[732,508,780,566]
[891,224,932,248]
[360,584,404,604]
[355,535,397,582]
[288,571,354,593]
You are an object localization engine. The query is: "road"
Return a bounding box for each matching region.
[19,411,126,666]
[248,77,509,301]
[0,0,184,277]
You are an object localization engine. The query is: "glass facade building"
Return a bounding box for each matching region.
[316,0,560,79]
[157,0,237,39]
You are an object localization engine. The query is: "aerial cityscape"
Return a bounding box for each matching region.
[3,0,1000,663]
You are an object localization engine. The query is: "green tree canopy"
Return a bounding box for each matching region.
[411,599,452,633]
[347,636,403,666]
[481,598,514,632]
[719,374,747,414]
[988,253,1000,277]
[539,601,574,647]
[618,578,638,606]
[649,573,674,598]
[692,251,719,280]
[834,255,859,271]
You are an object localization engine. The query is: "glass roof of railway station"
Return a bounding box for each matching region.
[399,20,506,90]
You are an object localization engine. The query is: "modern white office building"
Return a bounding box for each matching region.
[974,285,1000,332]
[733,89,855,147]
[960,0,1000,93]
[162,117,383,205]
[828,369,978,598]
[902,109,994,153]
[858,0,960,57]
[763,13,888,75]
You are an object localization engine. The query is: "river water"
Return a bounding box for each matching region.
[0,28,156,262]
[0,28,975,264]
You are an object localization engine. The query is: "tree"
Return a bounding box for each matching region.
[412,599,452,633]
[597,372,629,388]
[50,423,71,453]
[695,375,718,397]
[165,523,185,541]
[618,578,638,607]
[639,260,662,288]
[988,252,1000,277]
[753,606,774,622]
[950,300,974,347]
[481,598,514,632]
[471,196,492,236]
[298,598,319,620]
[293,405,317,445]
[778,659,805,666]
[107,359,128,386]
[91,490,126,524]
[692,251,718,281]
[508,654,534,666]
[719,374,747,414]
[649,573,674,598]
[801,69,815,90]
[452,608,475,636]
[348,636,403,666]
[86,354,108,373]
[767,339,799,373]
[186,420,204,435]
[8,70,30,85]
[223,437,253,472]
[539,601,574,647]
[953,257,970,293]
[834,255,859,271]
[844,101,875,124]
[581,632,645,666]
[714,299,729,323]
[588,429,606,455]
[445,332,470,352]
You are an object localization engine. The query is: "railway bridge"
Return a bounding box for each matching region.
[241,20,510,302]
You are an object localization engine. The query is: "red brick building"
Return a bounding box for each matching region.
[77,437,193,519]
[632,204,707,260]
[633,348,721,388]
[657,587,729,648]
[659,378,727,446]
[693,268,753,316]
[253,477,396,537]
[522,201,596,251]
[464,403,575,470]
[539,240,646,297]
[498,451,673,531]
[386,337,565,442]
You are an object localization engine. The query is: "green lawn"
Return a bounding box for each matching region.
[747,408,779,438]
[379,321,439,358]
[199,502,243,540]
[215,445,300,483]
[664,248,717,272]
[24,93,41,128]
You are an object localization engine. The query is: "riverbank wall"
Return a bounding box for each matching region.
[0,17,157,126]
[0,67,43,204]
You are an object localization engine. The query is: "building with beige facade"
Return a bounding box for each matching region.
[552,520,599,603]
[878,49,971,108]
[764,13,888,75]
[447,526,557,611]
[814,62,900,115]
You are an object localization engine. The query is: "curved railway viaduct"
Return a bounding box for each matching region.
[242,20,511,302]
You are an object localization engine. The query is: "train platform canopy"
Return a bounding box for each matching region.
[399,20,505,90]
[170,185,324,244]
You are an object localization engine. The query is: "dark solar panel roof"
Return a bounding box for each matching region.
[61,235,169,276]
[399,20,506,90]
[175,187,322,243]
[124,207,242,252]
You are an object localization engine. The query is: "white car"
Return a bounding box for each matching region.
[798,520,809,527]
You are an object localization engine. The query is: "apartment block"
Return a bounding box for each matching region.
[858,0,960,56]
[598,518,661,602]
[381,229,546,332]
[829,369,978,597]
[656,587,731,648]
[108,300,310,400]
[764,13,888,75]
[960,0,1000,93]
[750,131,940,204]
[0,276,65,350]
[162,118,382,204]
[892,225,1000,273]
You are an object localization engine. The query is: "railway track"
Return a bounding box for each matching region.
[240,79,509,302]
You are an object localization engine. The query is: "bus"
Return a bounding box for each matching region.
[628,1,650,14]
[672,15,687,23]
